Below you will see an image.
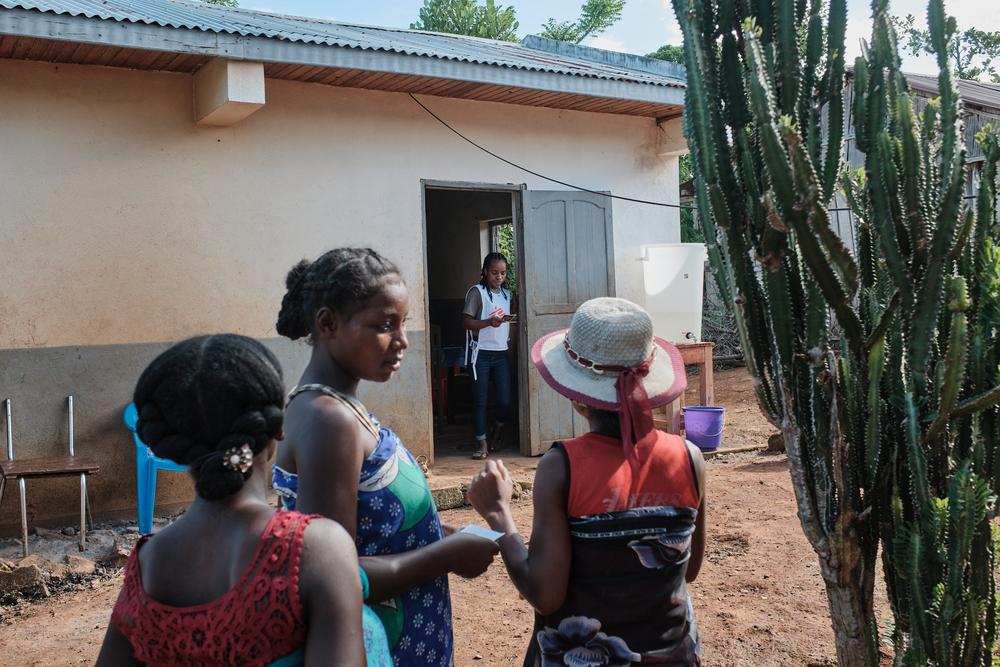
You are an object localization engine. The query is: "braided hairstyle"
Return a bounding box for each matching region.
[275,248,402,342]
[478,251,509,300]
[133,335,285,501]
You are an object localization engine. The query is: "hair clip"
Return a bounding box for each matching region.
[222,443,254,474]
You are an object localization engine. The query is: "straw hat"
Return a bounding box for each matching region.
[531,297,686,411]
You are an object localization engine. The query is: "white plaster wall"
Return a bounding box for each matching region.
[0,59,682,350]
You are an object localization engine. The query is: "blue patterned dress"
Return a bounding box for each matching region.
[274,385,453,667]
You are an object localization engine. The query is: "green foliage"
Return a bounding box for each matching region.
[893,14,1000,82]
[674,0,1000,663]
[494,223,518,295]
[678,154,702,243]
[200,0,238,6]
[646,43,684,63]
[411,0,626,45]
[411,0,519,42]
[540,0,625,44]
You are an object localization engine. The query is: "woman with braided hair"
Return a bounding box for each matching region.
[273,247,499,666]
[462,251,516,460]
[96,334,374,666]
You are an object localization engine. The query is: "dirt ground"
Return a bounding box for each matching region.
[447,450,876,667]
[0,368,884,666]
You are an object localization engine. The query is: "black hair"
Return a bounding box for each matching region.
[478,251,509,301]
[275,247,402,342]
[133,335,285,502]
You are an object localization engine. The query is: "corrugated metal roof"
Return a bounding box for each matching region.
[0,0,685,89]
[905,72,1000,112]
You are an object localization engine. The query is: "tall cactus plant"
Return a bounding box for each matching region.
[671,0,1000,663]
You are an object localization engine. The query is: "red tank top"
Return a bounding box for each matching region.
[111,510,313,666]
[561,430,699,517]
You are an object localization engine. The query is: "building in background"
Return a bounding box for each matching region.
[0,0,688,531]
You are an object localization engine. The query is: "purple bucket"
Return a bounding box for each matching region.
[683,406,726,452]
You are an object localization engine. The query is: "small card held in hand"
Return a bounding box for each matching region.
[459,524,505,541]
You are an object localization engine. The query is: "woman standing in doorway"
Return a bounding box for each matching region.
[463,252,515,460]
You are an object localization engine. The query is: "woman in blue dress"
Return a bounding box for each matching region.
[272,248,499,666]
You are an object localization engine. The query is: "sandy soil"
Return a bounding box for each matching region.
[0,369,882,666]
[446,451,863,667]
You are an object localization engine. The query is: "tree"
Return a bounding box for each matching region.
[646,43,684,63]
[412,0,626,45]
[540,0,626,44]
[894,13,1000,82]
[647,45,696,241]
[200,0,238,6]
[647,44,696,242]
[675,0,1000,662]
[411,0,519,42]
[676,155,700,243]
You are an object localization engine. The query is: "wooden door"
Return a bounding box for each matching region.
[519,190,615,455]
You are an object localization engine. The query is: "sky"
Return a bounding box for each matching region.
[239,0,998,76]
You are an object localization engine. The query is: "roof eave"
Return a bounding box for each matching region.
[0,7,685,108]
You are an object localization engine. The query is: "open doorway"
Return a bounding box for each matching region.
[422,183,524,461]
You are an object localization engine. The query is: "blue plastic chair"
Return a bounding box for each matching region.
[123,403,187,535]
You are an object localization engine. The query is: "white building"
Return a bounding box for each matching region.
[0,0,688,528]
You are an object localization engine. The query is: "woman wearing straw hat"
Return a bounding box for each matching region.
[468,297,706,666]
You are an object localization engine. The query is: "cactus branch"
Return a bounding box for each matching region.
[951,385,1000,420]
[675,0,999,662]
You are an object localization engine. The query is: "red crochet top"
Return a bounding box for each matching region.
[111,510,314,666]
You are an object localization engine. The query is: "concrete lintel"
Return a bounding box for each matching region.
[657,116,689,156]
[193,58,265,126]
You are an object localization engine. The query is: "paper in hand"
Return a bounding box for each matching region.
[459,524,505,541]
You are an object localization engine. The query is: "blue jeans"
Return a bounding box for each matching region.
[472,350,511,440]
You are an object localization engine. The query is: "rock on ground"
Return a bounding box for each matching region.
[0,565,48,599]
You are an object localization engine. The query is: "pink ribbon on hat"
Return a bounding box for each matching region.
[564,337,658,506]
[615,355,657,505]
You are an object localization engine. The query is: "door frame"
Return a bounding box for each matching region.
[419,180,532,458]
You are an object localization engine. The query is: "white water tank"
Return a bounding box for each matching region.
[641,243,707,343]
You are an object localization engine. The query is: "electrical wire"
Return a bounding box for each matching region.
[408,93,697,211]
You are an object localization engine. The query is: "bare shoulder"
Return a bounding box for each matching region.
[532,446,568,500]
[288,394,370,458]
[310,394,367,432]
[299,517,359,592]
[536,445,568,477]
[302,516,356,557]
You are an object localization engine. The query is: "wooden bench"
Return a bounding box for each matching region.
[1,397,99,556]
[1,456,100,480]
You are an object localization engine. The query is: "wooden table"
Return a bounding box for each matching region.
[654,341,715,434]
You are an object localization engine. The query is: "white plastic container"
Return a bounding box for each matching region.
[640,243,707,343]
